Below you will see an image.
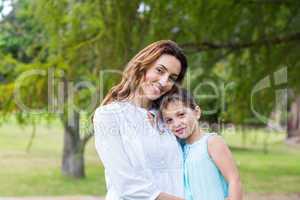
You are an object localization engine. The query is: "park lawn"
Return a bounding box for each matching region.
[0,121,299,196]
[0,120,106,196]
[223,129,300,193]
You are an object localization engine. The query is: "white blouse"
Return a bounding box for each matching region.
[93,101,184,200]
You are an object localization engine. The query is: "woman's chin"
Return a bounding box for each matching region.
[145,92,163,101]
[146,95,161,101]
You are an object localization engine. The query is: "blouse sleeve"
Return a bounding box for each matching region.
[93,106,161,200]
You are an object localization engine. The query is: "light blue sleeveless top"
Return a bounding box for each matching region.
[183,133,229,200]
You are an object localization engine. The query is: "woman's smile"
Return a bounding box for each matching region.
[141,54,182,101]
[151,83,163,95]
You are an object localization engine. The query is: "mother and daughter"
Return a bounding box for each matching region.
[93,40,242,200]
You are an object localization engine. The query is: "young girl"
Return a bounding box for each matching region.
[159,89,243,200]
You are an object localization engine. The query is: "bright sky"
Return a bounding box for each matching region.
[0,0,13,21]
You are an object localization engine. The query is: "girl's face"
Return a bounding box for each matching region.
[162,100,200,140]
[140,54,181,101]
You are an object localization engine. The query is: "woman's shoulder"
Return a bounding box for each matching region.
[95,101,119,112]
[95,101,131,114]
[93,101,140,121]
[93,102,125,122]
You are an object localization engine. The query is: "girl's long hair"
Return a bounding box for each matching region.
[101,40,188,107]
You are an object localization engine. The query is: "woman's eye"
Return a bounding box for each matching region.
[156,68,163,74]
[168,76,176,82]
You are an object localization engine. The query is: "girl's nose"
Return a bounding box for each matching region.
[173,119,181,128]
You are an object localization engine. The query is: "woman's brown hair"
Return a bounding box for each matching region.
[100,40,188,107]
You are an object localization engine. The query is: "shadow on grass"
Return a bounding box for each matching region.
[229,145,267,154]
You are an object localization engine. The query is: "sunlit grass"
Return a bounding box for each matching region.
[223,128,300,193]
[0,121,299,196]
[0,120,106,196]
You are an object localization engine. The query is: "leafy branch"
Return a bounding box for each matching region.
[181,32,300,52]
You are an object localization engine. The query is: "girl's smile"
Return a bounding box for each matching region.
[162,100,201,143]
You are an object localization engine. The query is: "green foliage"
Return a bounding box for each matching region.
[0,0,299,125]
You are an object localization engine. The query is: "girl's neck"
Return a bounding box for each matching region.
[186,126,203,144]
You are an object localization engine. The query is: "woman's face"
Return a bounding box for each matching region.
[140,54,182,101]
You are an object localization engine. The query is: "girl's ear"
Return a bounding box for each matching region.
[195,105,201,120]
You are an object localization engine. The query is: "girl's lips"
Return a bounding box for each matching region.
[175,127,185,135]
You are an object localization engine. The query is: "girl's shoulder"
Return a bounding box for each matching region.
[204,132,218,138]
[206,133,229,155]
[205,133,225,144]
[196,132,219,145]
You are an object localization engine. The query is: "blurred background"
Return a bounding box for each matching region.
[0,0,299,199]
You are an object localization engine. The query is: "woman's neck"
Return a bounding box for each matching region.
[186,126,203,144]
[129,92,152,110]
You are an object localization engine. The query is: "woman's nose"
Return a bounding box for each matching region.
[158,75,169,87]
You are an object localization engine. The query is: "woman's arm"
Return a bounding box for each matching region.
[94,106,183,200]
[208,135,243,200]
[94,106,160,200]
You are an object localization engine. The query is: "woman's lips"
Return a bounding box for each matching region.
[151,83,161,94]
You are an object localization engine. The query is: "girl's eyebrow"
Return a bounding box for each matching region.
[175,110,184,115]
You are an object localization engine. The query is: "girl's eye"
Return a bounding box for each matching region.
[178,112,185,117]
[165,118,172,124]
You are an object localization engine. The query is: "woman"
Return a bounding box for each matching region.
[93,40,188,200]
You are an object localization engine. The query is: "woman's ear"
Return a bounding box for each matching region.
[195,105,201,120]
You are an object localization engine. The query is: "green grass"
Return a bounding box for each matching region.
[223,129,300,193]
[0,120,106,196]
[0,121,299,196]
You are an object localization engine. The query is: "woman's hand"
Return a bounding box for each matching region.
[147,111,156,127]
[156,192,184,200]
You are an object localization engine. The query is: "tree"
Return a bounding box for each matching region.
[1,0,152,178]
[1,0,299,179]
[288,96,300,140]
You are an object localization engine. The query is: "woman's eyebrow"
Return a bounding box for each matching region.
[158,64,179,77]
[158,64,168,71]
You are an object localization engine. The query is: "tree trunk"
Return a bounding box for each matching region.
[59,76,94,178]
[287,96,300,144]
[61,110,85,178]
